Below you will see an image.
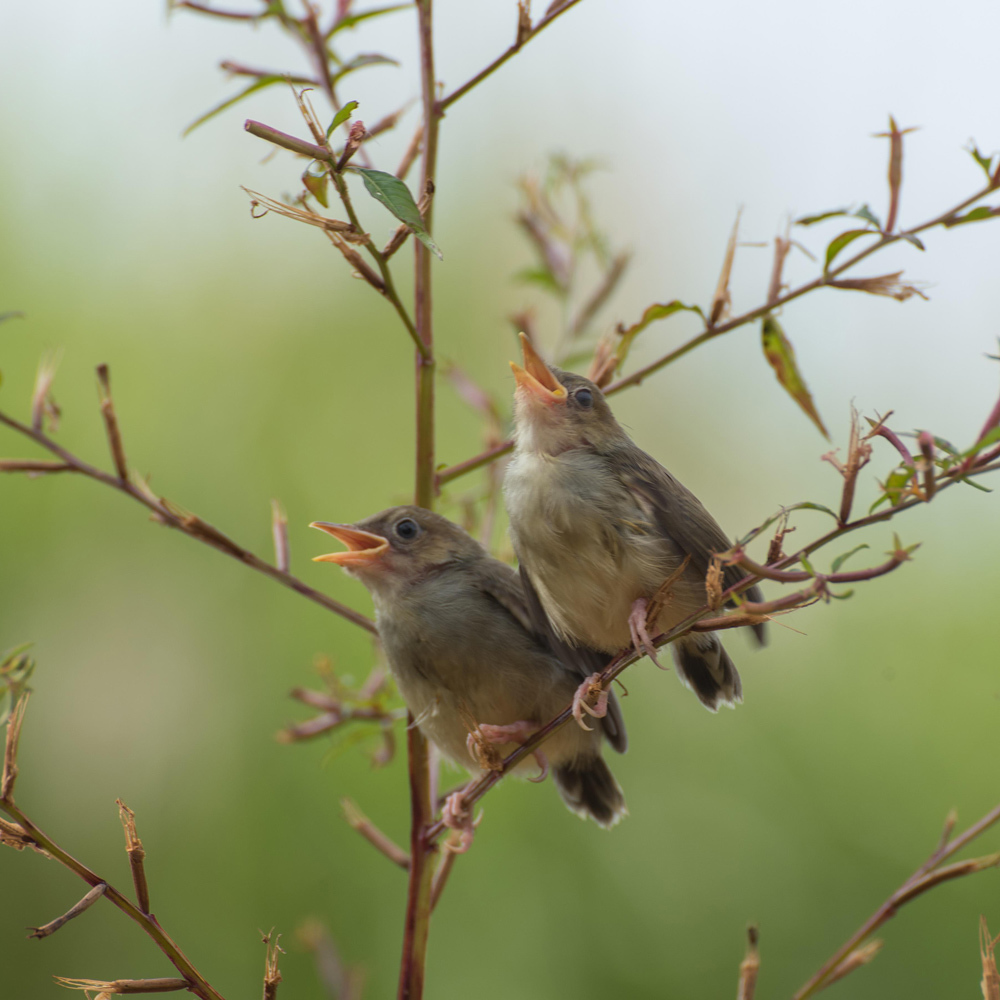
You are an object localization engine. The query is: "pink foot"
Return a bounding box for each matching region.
[629,597,665,669]
[442,788,476,854]
[572,673,609,732]
[467,721,549,782]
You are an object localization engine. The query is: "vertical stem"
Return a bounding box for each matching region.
[399,3,440,999]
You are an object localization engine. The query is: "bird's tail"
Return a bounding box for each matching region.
[671,632,743,711]
[554,756,627,828]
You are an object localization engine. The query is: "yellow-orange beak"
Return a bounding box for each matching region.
[310,522,389,567]
[510,332,566,404]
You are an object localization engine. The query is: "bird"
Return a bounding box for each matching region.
[310,506,627,848]
[504,333,766,713]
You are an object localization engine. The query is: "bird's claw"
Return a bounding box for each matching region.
[629,597,665,668]
[571,673,609,732]
[442,790,476,854]
[471,721,548,782]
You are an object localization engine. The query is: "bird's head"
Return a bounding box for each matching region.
[310,506,483,599]
[510,332,624,455]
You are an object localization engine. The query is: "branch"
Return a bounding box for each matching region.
[0,406,376,634]
[434,174,1000,488]
[2,694,227,1000]
[794,804,1000,998]
[438,0,585,112]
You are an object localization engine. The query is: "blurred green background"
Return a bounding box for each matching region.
[2,1,999,997]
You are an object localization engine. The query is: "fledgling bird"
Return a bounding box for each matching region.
[504,334,766,712]
[310,506,627,844]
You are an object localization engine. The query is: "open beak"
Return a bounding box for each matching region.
[510,332,566,404]
[310,522,389,568]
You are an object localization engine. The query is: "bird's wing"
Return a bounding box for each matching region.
[616,444,767,646]
[464,557,627,752]
[518,565,628,754]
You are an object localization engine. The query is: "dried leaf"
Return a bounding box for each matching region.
[709,209,741,324]
[760,316,829,438]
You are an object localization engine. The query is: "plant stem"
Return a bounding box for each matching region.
[0,800,225,1000]
[398,3,440,998]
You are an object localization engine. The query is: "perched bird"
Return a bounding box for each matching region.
[504,333,765,712]
[310,506,627,844]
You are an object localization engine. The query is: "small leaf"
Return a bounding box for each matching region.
[967,142,996,180]
[854,204,883,229]
[615,300,703,370]
[355,168,442,259]
[331,53,399,85]
[831,543,869,573]
[761,316,829,438]
[790,501,840,519]
[961,425,1000,457]
[303,169,329,207]
[799,555,817,576]
[944,205,999,227]
[825,229,875,271]
[514,267,563,293]
[795,208,850,227]
[329,2,411,34]
[828,588,855,601]
[183,75,286,137]
[882,467,914,507]
[899,233,925,250]
[932,435,960,456]
[958,475,993,493]
[326,100,359,138]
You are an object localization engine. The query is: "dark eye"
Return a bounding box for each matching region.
[574,388,593,409]
[394,517,420,541]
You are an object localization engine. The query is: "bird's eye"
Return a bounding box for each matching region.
[574,388,593,409]
[394,517,420,541]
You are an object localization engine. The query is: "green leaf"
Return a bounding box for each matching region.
[799,555,817,576]
[332,53,399,85]
[183,75,286,137]
[795,208,850,227]
[789,501,840,519]
[967,142,995,180]
[958,476,993,493]
[881,467,914,507]
[854,204,883,229]
[615,300,703,371]
[932,435,960,456]
[824,229,875,271]
[329,2,412,35]
[302,169,329,207]
[326,100,359,139]
[355,168,442,259]
[827,588,855,601]
[831,543,869,573]
[945,206,999,227]
[899,233,925,250]
[961,424,1000,457]
[514,267,563,294]
[761,316,829,438]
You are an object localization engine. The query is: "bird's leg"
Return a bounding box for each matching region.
[441,783,478,854]
[628,597,665,669]
[571,673,609,732]
[467,722,549,783]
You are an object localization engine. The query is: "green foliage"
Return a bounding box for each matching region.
[355,168,442,259]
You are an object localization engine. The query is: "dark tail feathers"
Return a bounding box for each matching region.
[554,756,626,828]
[671,632,742,711]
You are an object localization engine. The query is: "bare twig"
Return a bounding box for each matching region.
[342,798,410,871]
[117,800,151,914]
[96,364,129,481]
[794,806,1000,999]
[736,925,760,1000]
[28,882,107,939]
[0,409,376,634]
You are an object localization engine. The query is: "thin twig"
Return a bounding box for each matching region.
[438,0,585,112]
[96,364,129,481]
[28,883,107,939]
[117,800,151,914]
[342,798,410,871]
[0,409,376,634]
